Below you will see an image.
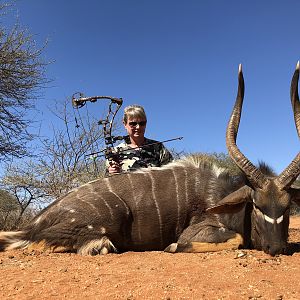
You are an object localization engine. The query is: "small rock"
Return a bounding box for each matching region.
[59,267,68,272]
[235,251,247,259]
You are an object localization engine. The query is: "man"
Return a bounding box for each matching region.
[107,105,173,174]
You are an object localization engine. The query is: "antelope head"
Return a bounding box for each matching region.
[209,62,300,256]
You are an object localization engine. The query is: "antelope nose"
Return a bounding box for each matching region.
[265,243,287,256]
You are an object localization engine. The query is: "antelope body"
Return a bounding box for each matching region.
[1,63,300,256]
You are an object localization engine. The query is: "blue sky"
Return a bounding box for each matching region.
[6,0,300,173]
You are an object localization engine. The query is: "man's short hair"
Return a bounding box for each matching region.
[123,105,147,124]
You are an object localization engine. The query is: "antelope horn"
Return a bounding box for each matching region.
[226,64,268,189]
[291,61,300,137]
[275,62,300,189]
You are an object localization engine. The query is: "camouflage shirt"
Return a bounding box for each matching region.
[106,136,173,173]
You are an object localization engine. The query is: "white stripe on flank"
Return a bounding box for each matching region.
[85,182,114,219]
[172,168,181,235]
[126,173,142,242]
[75,192,104,219]
[126,174,135,199]
[183,167,189,205]
[98,194,114,219]
[149,172,163,248]
[105,178,131,217]
[205,172,223,226]
[75,193,96,210]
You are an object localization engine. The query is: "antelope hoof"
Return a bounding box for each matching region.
[164,243,178,253]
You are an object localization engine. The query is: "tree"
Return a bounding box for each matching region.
[31,87,126,197]
[36,99,108,198]
[0,189,18,229]
[0,2,49,159]
[0,162,50,228]
[1,99,108,205]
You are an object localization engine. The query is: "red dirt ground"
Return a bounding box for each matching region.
[0,216,300,300]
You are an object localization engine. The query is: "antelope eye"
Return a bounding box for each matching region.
[253,203,269,217]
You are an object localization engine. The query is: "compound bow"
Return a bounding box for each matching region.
[72,92,183,165]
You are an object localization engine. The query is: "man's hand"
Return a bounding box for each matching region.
[108,160,121,174]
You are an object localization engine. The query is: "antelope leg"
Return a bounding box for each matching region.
[164,233,243,253]
[164,221,243,253]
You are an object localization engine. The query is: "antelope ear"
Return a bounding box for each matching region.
[290,188,300,206]
[206,186,253,214]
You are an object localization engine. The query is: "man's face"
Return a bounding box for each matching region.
[124,117,147,139]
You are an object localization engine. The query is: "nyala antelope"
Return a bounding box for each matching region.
[1,63,299,256]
